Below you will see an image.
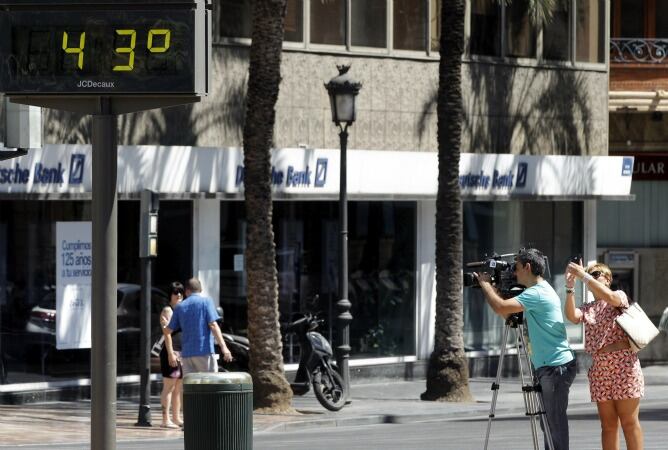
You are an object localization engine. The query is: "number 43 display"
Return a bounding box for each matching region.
[61,28,172,72]
[0,1,210,96]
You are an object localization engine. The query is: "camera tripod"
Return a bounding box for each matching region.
[484,313,555,450]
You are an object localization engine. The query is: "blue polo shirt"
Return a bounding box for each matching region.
[515,280,573,369]
[167,293,220,358]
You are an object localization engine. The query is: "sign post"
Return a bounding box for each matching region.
[0,1,211,448]
[137,189,159,426]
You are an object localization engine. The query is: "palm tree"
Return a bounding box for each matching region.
[421,0,472,402]
[422,0,557,402]
[242,0,293,412]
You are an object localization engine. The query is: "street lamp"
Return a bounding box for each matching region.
[324,64,361,401]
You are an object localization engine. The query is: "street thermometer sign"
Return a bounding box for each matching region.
[0,2,212,445]
[0,0,210,97]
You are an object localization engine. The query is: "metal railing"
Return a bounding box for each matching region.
[611,38,668,63]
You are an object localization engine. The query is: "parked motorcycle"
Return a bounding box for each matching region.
[214,306,347,411]
[285,311,347,411]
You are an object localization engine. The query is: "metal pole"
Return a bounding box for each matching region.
[336,126,352,401]
[91,98,118,450]
[136,257,152,426]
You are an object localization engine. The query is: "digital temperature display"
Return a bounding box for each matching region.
[0,3,209,95]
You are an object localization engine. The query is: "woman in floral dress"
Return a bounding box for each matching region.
[565,261,644,450]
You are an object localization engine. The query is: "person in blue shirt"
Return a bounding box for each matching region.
[475,248,576,450]
[165,277,233,375]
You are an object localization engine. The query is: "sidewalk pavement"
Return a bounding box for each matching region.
[0,365,666,447]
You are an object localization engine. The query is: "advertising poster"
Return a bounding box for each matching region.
[56,222,92,349]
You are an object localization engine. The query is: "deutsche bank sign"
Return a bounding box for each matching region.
[0,153,85,186]
[235,158,329,189]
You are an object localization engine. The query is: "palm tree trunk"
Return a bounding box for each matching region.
[421,0,473,402]
[243,0,293,411]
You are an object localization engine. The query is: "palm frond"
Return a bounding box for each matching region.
[528,0,557,25]
[501,0,558,26]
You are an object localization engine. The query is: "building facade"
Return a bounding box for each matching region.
[0,1,622,396]
[603,0,668,362]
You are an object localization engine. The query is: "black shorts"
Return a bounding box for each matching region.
[159,347,183,379]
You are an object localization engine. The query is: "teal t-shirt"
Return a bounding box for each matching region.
[515,280,573,368]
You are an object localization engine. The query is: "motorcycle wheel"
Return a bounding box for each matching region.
[312,365,346,411]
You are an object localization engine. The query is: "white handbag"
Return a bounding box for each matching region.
[615,303,660,352]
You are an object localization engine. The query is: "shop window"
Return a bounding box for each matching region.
[463,201,584,352]
[576,0,605,63]
[505,0,536,58]
[470,0,501,57]
[0,201,90,383]
[351,0,387,48]
[348,202,416,358]
[0,200,191,385]
[393,0,426,51]
[219,0,252,39]
[544,0,571,61]
[220,201,417,362]
[310,0,346,45]
[284,0,304,42]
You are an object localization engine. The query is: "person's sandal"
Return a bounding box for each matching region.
[161,421,179,429]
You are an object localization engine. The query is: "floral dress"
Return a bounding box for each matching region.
[577,290,644,402]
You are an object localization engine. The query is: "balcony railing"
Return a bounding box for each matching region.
[611,38,668,64]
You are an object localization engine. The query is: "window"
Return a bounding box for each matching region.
[656,1,668,38]
[284,0,304,42]
[544,0,570,61]
[0,200,191,383]
[310,0,346,45]
[576,0,605,63]
[505,0,536,58]
[220,200,417,361]
[470,0,501,57]
[394,0,426,51]
[430,0,441,51]
[619,0,643,38]
[463,201,584,351]
[215,0,603,66]
[219,0,252,39]
[351,0,387,48]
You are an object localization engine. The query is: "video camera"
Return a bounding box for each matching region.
[463,252,526,299]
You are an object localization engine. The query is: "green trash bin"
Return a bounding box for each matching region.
[183,372,253,450]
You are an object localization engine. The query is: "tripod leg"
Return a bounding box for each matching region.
[517,324,555,450]
[484,322,511,450]
[515,327,542,450]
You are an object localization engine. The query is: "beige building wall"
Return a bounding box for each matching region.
[41,47,609,157]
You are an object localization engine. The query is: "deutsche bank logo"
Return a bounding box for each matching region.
[622,157,633,176]
[69,154,85,184]
[516,162,528,188]
[314,158,328,187]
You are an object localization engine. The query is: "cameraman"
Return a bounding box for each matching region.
[474,248,575,450]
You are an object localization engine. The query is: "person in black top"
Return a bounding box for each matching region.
[159,282,184,428]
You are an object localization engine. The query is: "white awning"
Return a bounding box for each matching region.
[0,145,634,201]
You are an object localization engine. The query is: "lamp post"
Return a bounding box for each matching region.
[324,65,361,400]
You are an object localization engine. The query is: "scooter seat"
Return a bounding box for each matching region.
[223,333,249,346]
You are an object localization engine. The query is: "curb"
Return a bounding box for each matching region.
[254,403,570,434]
